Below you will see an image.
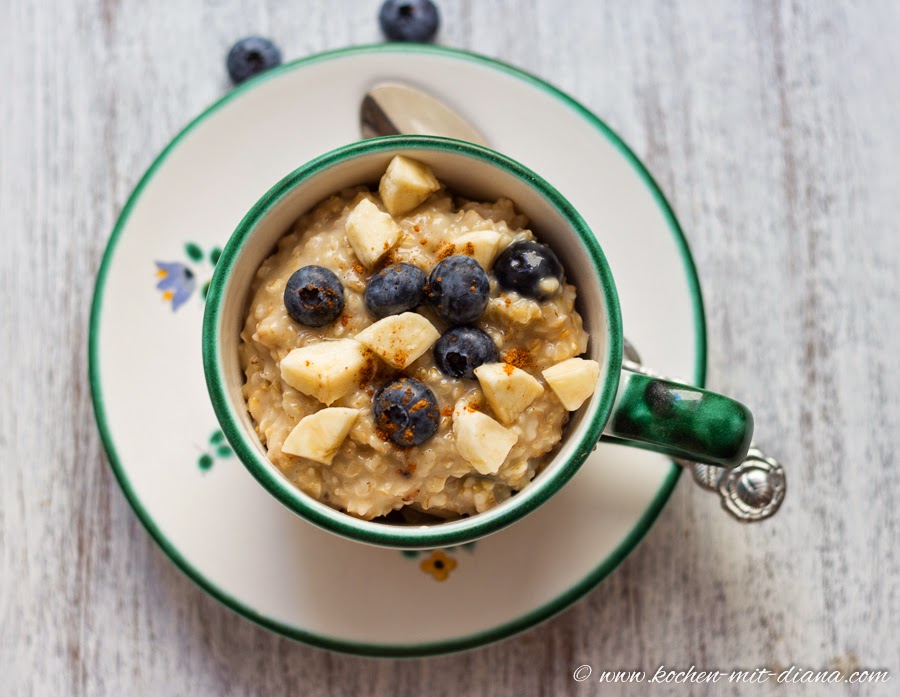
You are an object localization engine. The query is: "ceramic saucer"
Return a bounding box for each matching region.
[89,44,705,657]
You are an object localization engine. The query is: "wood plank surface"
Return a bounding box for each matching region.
[1,1,897,695]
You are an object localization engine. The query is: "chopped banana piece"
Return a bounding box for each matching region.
[280,339,372,405]
[474,362,544,425]
[453,403,518,475]
[378,155,441,215]
[542,357,601,410]
[282,407,359,464]
[354,312,439,369]
[453,228,503,270]
[345,198,402,267]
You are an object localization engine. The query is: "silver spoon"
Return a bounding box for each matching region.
[361,82,488,145]
[359,83,786,522]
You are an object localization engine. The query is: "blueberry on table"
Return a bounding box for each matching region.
[364,263,427,319]
[226,37,282,85]
[284,265,344,327]
[493,241,564,300]
[434,326,499,379]
[379,0,440,43]
[427,255,490,325]
[373,377,440,447]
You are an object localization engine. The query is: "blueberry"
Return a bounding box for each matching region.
[364,263,427,319]
[283,265,344,327]
[378,0,440,42]
[373,377,440,447]
[226,37,282,85]
[427,255,490,325]
[433,326,499,379]
[493,241,564,300]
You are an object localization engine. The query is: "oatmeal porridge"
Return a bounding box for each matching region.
[239,155,601,520]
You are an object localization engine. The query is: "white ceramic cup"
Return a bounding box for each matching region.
[203,135,752,549]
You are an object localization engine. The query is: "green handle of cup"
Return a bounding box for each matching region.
[602,370,753,467]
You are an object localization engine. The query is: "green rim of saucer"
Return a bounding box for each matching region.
[89,43,707,658]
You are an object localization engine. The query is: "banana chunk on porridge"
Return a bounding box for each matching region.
[240,155,600,521]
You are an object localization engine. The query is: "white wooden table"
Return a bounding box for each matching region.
[2,1,898,695]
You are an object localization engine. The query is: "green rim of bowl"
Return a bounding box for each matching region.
[89,43,706,658]
[202,134,624,549]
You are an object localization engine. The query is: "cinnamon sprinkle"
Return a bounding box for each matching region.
[358,355,375,388]
[503,348,533,369]
[436,243,456,261]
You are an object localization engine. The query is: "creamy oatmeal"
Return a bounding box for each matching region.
[239,156,600,520]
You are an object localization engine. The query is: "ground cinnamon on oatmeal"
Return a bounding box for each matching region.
[436,243,456,261]
[503,348,533,369]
